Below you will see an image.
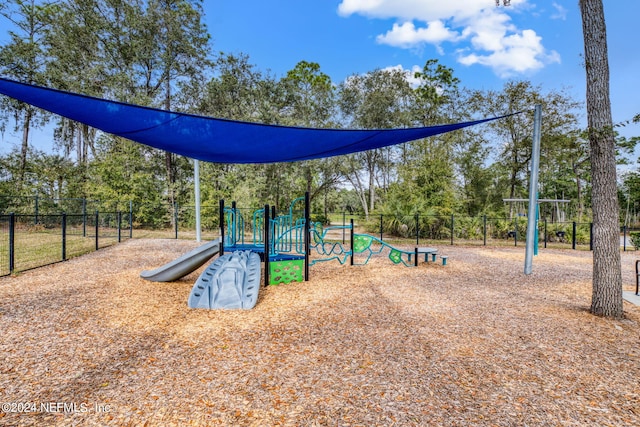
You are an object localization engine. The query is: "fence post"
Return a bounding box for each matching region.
[174,202,179,239]
[62,213,67,261]
[572,221,577,250]
[483,215,487,246]
[82,198,87,237]
[451,214,454,246]
[544,219,547,248]
[380,214,383,241]
[117,211,122,243]
[95,211,99,251]
[34,195,39,225]
[415,214,419,246]
[9,213,15,273]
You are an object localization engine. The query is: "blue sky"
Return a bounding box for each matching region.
[206,0,639,137]
[1,0,638,154]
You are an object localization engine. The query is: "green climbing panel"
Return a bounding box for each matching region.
[269,259,304,285]
[353,235,373,253]
[388,248,402,264]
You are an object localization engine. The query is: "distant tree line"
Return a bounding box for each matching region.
[0,0,638,227]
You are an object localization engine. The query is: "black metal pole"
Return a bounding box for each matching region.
[589,223,593,251]
[380,214,383,241]
[264,204,270,287]
[514,217,518,247]
[9,213,15,273]
[62,213,67,261]
[231,201,237,245]
[483,215,487,246]
[82,198,87,237]
[350,218,354,266]
[414,247,418,267]
[415,214,419,246]
[174,202,178,239]
[636,260,639,295]
[95,211,99,251]
[450,214,454,246]
[219,199,225,256]
[544,219,548,248]
[572,221,577,250]
[304,192,310,281]
[117,211,122,243]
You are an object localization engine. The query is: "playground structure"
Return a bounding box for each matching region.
[140,193,445,309]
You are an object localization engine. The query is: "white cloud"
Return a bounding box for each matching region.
[337,0,559,76]
[376,21,461,49]
[551,2,567,20]
[459,29,561,77]
[381,64,423,87]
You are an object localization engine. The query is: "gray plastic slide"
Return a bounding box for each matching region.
[188,250,261,309]
[140,239,221,282]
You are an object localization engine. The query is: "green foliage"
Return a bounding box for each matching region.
[630,232,640,249]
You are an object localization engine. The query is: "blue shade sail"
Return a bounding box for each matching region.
[0,77,511,164]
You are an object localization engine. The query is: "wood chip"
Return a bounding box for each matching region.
[0,239,639,426]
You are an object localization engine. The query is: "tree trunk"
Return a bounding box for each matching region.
[580,0,623,318]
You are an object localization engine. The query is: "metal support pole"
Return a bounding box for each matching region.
[534,200,539,256]
[380,214,383,241]
[304,191,310,281]
[572,221,577,250]
[350,218,354,266]
[544,219,548,248]
[524,104,542,275]
[264,204,270,287]
[415,214,419,245]
[219,199,225,256]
